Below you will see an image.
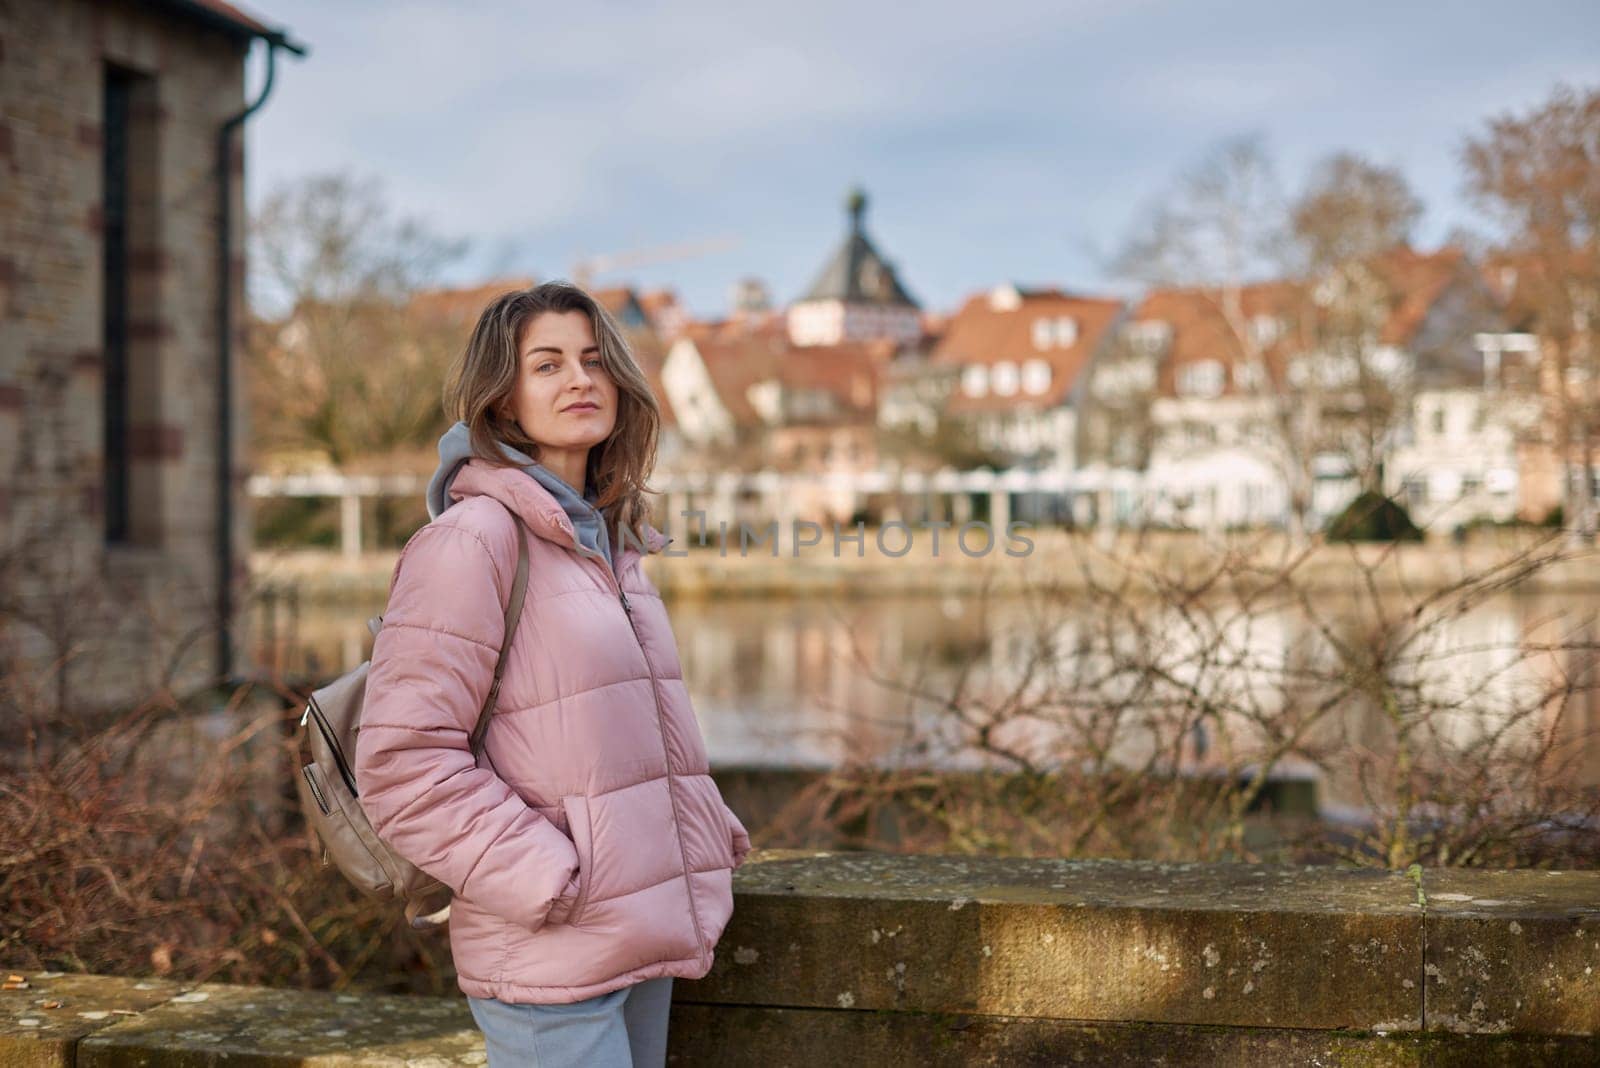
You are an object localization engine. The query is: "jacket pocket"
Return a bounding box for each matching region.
[298,761,398,894]
[721,799,751,869]
[555,794,594,926]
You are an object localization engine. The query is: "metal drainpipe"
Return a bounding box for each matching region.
[215,41,280,683]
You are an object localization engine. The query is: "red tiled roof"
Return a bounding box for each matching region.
[408,277,538,323]
[1478,249,1591,332]
[691,331,788,426]
[1369,246,1468,346]
[687,331,891,427]
[191,0,276,34]
[684,312,786,346]
[1134,281,1301,397]
[1137,246,1473,397]
[157,0,304,52]
[778,340,895,418]
[932,288,1124,412]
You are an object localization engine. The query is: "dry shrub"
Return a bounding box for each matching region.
[0,680,456,993]
[760,527,1600,870]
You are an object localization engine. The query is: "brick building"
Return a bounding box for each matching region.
[0,0,302,712]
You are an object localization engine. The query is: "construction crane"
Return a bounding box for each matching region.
[570,235,739,290]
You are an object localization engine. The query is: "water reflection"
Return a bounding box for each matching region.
[251,588,1600,814]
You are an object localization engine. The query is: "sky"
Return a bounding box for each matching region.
[244,0,1600,320]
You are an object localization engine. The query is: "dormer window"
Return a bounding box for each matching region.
[1249,315,1282,347]
[1234,360,1265,391]
[1022,358,1051,395]
[962,363,989,397]
[1177,359,1225,398]
[1031,318,1053,350]
[1125,319,1171,354]
[1032,315,1079,350]
[993,361,1019,396]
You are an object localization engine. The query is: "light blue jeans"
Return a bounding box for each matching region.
[467,977,673,1067]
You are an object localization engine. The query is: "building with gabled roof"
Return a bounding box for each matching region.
[658,318,895,521]
[787,187,922,348]
[1125,280,1303,530]
[919,282,1125,473]
[661,321,892,447]
[1121,246,1522,531]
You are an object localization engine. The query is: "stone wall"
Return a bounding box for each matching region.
[0,0,252,709]
[3,852,1597,1065]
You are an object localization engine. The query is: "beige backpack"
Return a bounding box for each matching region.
[294,514,530,930]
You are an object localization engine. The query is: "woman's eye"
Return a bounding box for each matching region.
[533,359,601,369]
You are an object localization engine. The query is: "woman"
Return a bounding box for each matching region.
[354,281,751,1066]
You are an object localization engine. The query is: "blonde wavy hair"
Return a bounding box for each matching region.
[443,281,661,549]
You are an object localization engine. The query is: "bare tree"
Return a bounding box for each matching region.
[1289,155,1419,496]
[248,173,469,467]
[1115,135,1288,288]
[1114,139,1460,539]
[1463,83,1600,546]
[1291,153,1423,270]
[1114,138,1317,537]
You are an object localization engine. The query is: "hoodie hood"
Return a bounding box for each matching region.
[426,420,615,573]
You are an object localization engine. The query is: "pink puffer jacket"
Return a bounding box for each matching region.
[353,459,751,1004]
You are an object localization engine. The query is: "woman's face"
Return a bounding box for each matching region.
[505,310,619,472]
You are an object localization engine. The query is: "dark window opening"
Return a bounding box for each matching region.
[102,63,161,547]
[103,65,132,543]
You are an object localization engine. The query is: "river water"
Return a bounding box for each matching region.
[250,584,1600,818]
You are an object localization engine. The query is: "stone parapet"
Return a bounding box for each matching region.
[4,852,1597,1065]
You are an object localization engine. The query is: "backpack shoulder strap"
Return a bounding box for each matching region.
[467,511,530,753]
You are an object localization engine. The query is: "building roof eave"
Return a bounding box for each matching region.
[148,0,307,55]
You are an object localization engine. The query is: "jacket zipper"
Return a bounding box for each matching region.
[566,529,710,960]
[305,696,359,796]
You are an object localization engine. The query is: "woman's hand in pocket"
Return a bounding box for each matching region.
[725,803,751,869]
[545,868,582,925]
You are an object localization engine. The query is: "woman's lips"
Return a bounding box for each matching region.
[564,403,600,412]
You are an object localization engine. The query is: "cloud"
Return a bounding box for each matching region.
[246,0,1600,315]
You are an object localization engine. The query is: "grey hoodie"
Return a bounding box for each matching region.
[426,420,614,575]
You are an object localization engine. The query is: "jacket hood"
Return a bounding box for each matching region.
[425,421,667,563]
